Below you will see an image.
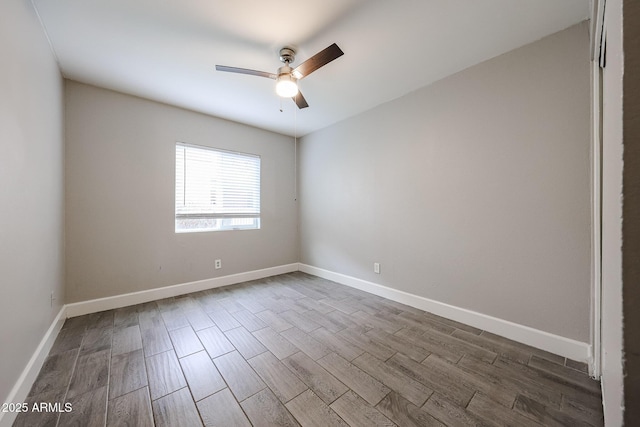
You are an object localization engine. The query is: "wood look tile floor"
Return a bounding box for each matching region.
[14,272,603,427]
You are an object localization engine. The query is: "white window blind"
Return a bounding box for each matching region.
[175,143,260,232]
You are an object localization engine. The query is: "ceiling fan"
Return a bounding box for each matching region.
[216,43,344,109]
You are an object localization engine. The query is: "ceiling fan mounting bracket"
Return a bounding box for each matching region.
[279,47,296,64]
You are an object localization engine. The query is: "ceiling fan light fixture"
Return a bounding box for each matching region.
[275,66,299,98]
[276,77,298,98]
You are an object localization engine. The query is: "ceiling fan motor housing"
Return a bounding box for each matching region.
[277,65,294,78]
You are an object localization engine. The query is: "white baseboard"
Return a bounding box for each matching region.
[66,263,299,318]
[299,263,591,362]
[0,306,67,427]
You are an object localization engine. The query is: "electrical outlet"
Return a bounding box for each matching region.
[215,259,222,269]
[374,263,380,274]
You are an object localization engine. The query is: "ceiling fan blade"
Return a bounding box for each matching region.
[215,65,276,79]
[293,91,309,109]
[293,43,344,79]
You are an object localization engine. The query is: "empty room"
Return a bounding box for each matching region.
[1,0,638,426]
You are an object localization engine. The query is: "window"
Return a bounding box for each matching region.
[175,143,260,232]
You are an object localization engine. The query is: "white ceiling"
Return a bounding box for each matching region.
[33,0,591,137]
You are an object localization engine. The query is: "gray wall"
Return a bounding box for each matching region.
[299,22,591,342]
[65,82,297,302]
[0,0,65,404]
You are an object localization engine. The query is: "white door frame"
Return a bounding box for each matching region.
[590,0,606,379]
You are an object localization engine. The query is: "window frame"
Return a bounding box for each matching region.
[175,142,261,233]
